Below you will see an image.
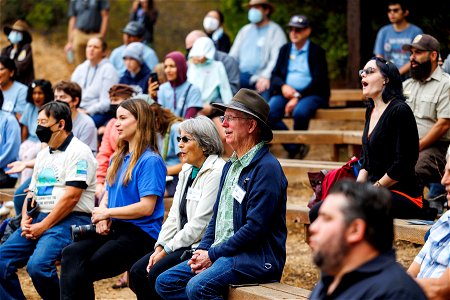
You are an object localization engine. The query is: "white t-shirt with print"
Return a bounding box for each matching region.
[29,135,97,213]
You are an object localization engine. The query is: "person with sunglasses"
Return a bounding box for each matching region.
[129,115,225,300]
[373,1,422,80]
[155,89,287,299]
[267,14,329,159]
[357,57,436,220]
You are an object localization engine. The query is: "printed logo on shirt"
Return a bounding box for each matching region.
[76,160,88,175]
[36,167,57,196]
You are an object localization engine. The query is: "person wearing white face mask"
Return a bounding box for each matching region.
[1,20,35,85]
[229,0,286,102]
[202,10,231,53]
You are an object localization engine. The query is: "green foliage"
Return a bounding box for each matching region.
[0,0,66,31]
[26,0,67,31]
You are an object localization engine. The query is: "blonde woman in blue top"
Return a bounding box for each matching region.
[60,99,166,299]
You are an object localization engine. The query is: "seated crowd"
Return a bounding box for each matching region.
[0,0,450,299]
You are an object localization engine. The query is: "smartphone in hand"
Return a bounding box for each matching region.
[150,72,159,90]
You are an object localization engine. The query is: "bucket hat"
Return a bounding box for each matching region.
[212,88,273,142]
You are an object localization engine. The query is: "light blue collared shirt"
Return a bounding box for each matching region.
[286,40,312,92]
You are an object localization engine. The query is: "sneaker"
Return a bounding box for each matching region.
[0,205,10,216]
[287,144,310,159]
[3,201,14,209]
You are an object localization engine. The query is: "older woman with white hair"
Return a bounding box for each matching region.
[129,115,225,300]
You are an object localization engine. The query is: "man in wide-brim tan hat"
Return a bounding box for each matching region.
[1,19,35,85]
[155,88,288,299]
[229,0,286,102]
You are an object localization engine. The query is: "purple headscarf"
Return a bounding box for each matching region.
[165,51,187,88]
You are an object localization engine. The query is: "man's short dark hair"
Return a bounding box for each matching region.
[53,81,82,108]
[329,180,394,253]
[39,101,73,132]
[388,1,408,11]
[0,56,17,79]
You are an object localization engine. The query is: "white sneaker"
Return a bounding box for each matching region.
[0,205,10,216]
[3,201,14,209]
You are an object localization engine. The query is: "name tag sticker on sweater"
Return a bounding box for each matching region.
[257,37,265,47]
[232,184,246,204]
[187,187,201,201]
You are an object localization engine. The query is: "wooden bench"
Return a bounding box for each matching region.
[329,89,364,106]
[229,282,310,300]
[286,204,431,245]
[0,188,15,202]
[314,107,365,121]
[271,130,362,161]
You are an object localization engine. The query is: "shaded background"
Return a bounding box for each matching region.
[0,0,448,87]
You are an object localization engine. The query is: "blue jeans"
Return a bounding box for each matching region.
[156,256,255,300]
[0,212,90,300]
[268,94,327,152]
[13,177,31,215]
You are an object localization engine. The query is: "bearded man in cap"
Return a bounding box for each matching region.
[403,34,450,212]
[229,0,286,101]
[155,88,288,299]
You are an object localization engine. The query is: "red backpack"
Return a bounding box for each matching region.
[307,157,359,208]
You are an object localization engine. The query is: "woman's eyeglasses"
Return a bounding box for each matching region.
[358,67,376,77]
[177,136,193,143]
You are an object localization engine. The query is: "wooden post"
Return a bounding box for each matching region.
[346,0,361,88]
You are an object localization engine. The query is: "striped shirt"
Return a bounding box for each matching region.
[415,210,450,278]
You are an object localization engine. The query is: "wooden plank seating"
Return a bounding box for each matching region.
[314,107,365,121]
[286,204,431,245]
[329,89,364,106]
[229,282,310,300]
[271,130,362,161]
[278,158,343,184]
[271,130,362,145]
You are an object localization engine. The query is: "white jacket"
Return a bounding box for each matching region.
[156,154,225,252]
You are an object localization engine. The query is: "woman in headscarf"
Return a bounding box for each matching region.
[187,37,232,117]
[151,51,202,119]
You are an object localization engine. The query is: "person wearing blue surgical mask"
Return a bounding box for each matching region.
[1,20,35,85]
[229,0,286,102]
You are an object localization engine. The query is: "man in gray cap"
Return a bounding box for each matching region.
[403,34,450,212]
[109,21,158,76]
[268,14,330,159]
[155,88,288,299]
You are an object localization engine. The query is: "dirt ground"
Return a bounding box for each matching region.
[13,35,423,299]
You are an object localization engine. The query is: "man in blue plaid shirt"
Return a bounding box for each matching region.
[407,146,450,299]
